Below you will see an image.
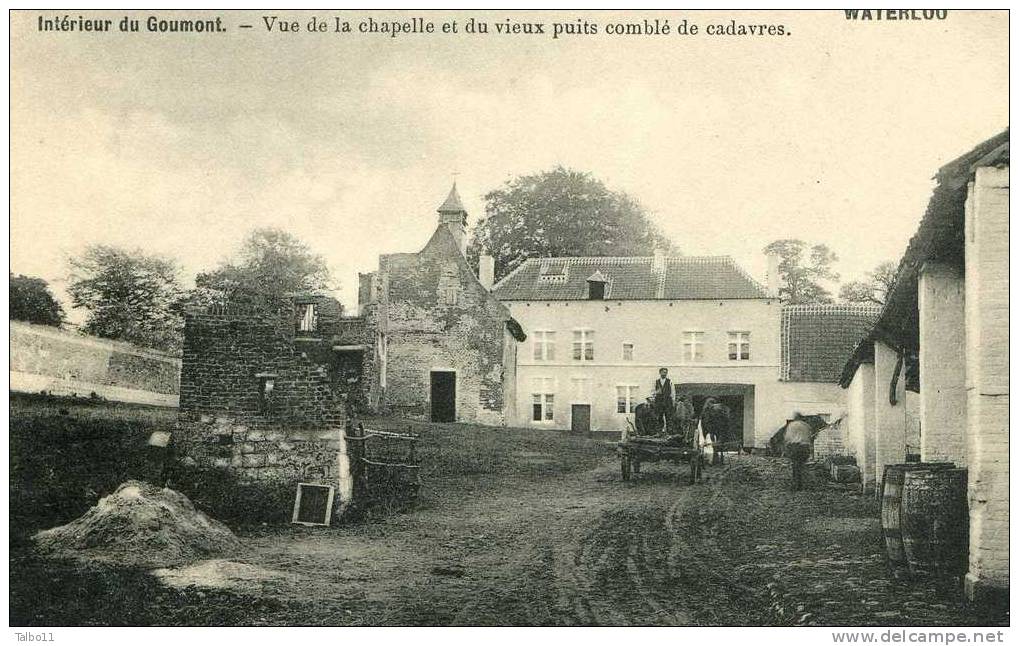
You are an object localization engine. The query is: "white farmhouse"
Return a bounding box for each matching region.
[492,252,879,448]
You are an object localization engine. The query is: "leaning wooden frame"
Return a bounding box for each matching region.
[292,482,336,527]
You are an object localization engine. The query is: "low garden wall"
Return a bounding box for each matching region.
[9,321,181,407]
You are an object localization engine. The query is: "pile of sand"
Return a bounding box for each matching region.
[153,559,297,593]
[34,480,242,568]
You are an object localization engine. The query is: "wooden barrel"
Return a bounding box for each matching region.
[901,468,969,576]
[881,462,954,565]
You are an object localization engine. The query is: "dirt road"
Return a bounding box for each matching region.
[14,401,1003,627]
[198,453,997,626]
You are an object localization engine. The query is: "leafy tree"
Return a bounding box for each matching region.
[193,228,334,312]
[10,274,64,326]
[763,239,840,304]
[68,245,185,351]
[468,167,677,279]
[839,261,898,306]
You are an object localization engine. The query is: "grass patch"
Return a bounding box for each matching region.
[361,417,609,482]
[10,393,177,541]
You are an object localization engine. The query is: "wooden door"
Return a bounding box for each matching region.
[571,404,591,434]
[430,371,456,422]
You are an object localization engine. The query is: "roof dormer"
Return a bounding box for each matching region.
[586,270,609,300]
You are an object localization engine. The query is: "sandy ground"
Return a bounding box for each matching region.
[144,453,1002,627]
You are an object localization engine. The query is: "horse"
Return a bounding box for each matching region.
[633,399,662,436]
[700,397,731,465]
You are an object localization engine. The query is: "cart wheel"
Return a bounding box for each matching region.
[621,455,632,481]
[633,460,642,475]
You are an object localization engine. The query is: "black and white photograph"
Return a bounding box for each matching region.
[7,7,1011,635]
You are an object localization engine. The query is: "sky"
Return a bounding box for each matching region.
[10,9,1008,319]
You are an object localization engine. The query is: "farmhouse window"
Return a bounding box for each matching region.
[533,331,556,361]
[728,331,751,361]
[616,385,640,413]
[297,303,318,334]
[572,329,595,361]
[442,287,459,305]
[532,377,555,422]
[621,342,634,361]
[683,331,704,362]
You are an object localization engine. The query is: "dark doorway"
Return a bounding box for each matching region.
[430,371,456,422]
[571,404,591,434]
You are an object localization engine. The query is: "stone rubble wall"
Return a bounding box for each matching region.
[175,309,348,520]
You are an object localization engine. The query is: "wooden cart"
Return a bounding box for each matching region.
[617,431,704,484]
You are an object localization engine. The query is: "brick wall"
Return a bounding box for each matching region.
[813,422,847,460]
[9,320,181,406]
[175,307,351,521]
[963,166,1009,600]
[918,261,967,464]
[377,227,514,425]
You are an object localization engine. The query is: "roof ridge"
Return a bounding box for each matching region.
[666,255,732,262]
[782,303,883,313]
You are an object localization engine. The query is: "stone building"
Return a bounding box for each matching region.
[175,298,358,521]
[175,183,526,512]
[838,129,1008,603]
[491,253,878,447]
[357,184,526,425]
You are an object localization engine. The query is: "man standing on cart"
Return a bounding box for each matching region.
[652,367,674,434]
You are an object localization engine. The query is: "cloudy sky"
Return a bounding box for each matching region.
[10,10,1008,317]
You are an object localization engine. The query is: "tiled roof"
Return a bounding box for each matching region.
[781,304,882,383]
[491,256,771,301]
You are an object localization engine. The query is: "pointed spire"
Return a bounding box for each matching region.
[437,181,466,213]
[436,181,468,256]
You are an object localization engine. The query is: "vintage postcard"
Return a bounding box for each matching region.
[8,7,1010,635]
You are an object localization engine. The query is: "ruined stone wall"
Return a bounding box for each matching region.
[318,314,377,415]
[175,309,348,520]
[380,231,511,425]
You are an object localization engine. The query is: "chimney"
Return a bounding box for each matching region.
[765,251,784,297]
[479,254,495,290]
